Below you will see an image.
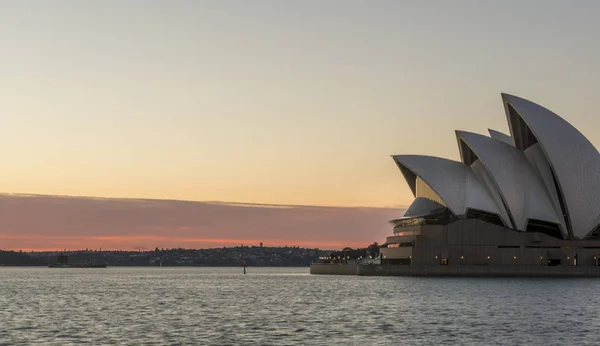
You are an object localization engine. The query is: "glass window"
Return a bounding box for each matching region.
[415,177,447,207]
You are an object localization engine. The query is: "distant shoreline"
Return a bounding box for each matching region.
[0,247,334,267]
[0,265,312,268]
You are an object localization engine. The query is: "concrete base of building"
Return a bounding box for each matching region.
[310,263,600,277]
[380,219,600,268]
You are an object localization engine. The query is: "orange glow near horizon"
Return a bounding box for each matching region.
[0,194,400,252]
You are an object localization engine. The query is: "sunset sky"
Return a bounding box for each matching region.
[1,1,599,250]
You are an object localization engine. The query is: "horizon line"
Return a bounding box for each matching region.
[2,244,353,253]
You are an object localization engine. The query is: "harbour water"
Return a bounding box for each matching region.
[1,267,599,345]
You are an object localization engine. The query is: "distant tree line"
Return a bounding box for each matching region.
[0,246,335,267]
[326,243,380,263]
[0,251,46,266]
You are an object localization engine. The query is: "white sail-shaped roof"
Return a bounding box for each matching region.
[456,130,565,236]
[392,155,505,222]
[402,197,447,218]
[488,129,513,146]
[503,93,600,238]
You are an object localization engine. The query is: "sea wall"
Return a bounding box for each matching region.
[310,264,600,277]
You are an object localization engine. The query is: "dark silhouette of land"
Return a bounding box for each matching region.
[0,250,46,266]
[0,246,340,267]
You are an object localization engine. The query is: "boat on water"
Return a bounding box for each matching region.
[48,253,107,268]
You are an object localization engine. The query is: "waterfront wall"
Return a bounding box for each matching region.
[381,219,600,267]
[310,264,600,277]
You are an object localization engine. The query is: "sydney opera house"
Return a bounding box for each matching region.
[379,93,600,269]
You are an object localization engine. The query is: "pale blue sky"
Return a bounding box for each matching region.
[1,0,599,207]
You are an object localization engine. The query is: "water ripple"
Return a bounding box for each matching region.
[0,268,599,345]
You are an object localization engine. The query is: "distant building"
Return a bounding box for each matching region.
[381,93,600,267]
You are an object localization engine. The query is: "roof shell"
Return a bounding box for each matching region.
[456,130,565,235]
[392,155,505,222]
[402,197,447,219]
[488,129,513,146]
[503,94,600,238]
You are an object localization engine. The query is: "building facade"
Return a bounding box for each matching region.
[381,93,600,267]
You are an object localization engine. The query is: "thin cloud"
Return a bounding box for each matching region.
[0,194,404,251]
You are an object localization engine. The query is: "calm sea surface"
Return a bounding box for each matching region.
[1,267,599,345]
